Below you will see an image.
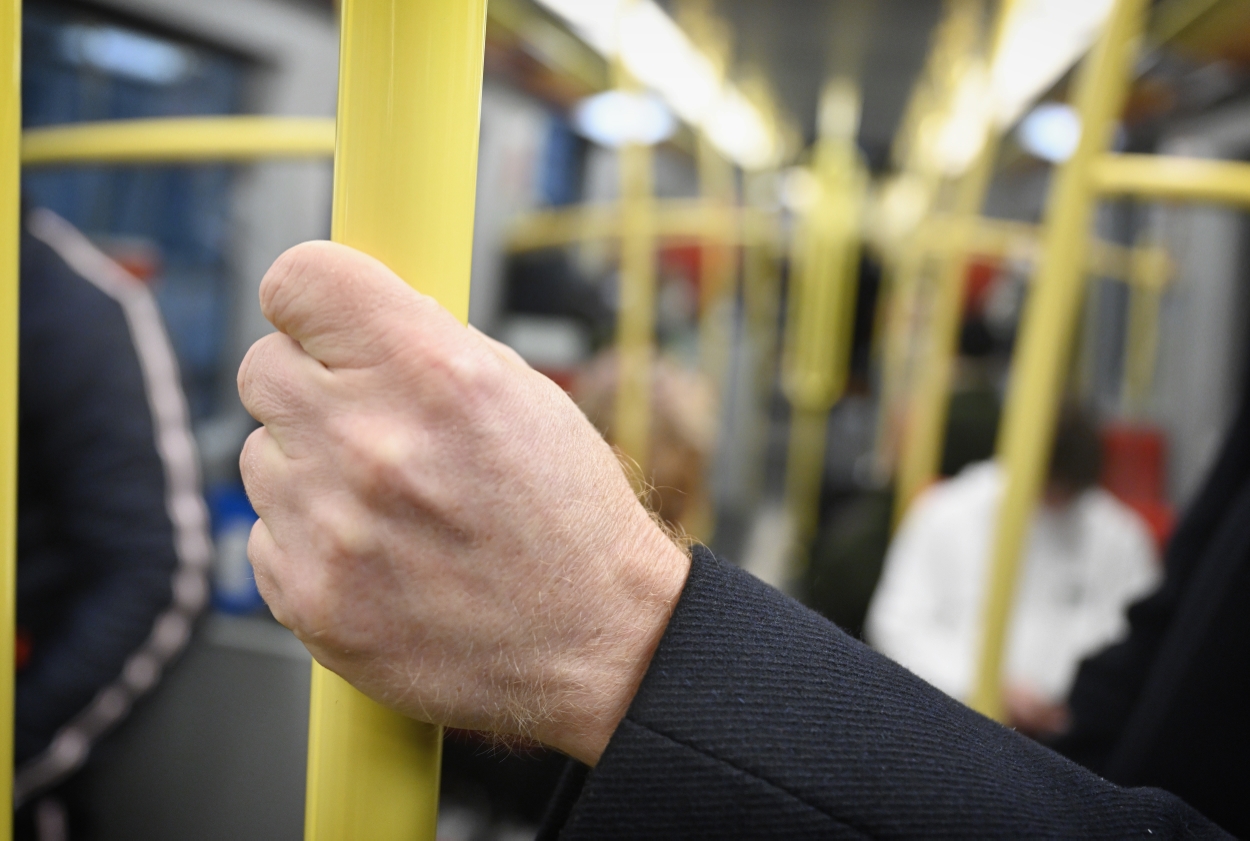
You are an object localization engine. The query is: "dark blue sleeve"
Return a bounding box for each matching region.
[15,225,180,764]
[541,546,1228,839]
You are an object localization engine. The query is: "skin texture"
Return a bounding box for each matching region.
[237,241,691,766]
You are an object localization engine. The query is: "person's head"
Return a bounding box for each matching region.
[1044,404,1103,508]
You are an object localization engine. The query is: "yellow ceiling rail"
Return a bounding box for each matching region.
[21,116,336,166]
[304,0,486,837]
[1091,153,1250,208]
[0,0,19,835]
[969,0,1148,723]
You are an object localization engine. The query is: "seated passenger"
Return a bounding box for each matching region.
[14,207,210,836]
[865,407,1159,736]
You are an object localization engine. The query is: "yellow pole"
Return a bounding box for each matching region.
[782,79,864,562]
[1121,237,1170,417]
[1091,152,1250,207]
[613,66,657,473]
[0,0,19,834]
[890,0,1017,524]
[305,0,486,837]
[892,136,999,523]
[968,0,1146,720]
[21,116,335,166]
[696,131,738,379]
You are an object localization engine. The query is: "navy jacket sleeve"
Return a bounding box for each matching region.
[540,546,1228,839]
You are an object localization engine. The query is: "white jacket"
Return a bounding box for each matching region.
[865,461,1161,703]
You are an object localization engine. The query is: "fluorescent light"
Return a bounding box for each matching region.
[60,25,191,85]
[704,87,776,171]
[990,0,1115,127]
[572,90,677,147]
[931,62,992,175]
[532,0,781,170]
[1017,102,1081,162]
[619,2,721,124]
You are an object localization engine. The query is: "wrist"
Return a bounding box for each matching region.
[541,518,692,765]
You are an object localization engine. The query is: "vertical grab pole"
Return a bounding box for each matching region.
[968,0,1146,720]
[893,0,1012,521]
[613,67,657,473]
[782,79,863,567]
[0,0,18,835]
[892,133,1001,519]
[305,0,487,837]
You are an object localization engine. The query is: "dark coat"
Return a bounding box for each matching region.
[1052,375,1250,837]
[15,209,209,804]
[539,545,1228,838]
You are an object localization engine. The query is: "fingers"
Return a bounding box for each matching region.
[259,241,464,369]
[247,518,297,629]
[240,426,300,536]
[237,332,328,441]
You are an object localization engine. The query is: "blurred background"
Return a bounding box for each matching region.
[17,0,1250,837]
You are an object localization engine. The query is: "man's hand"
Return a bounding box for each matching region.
[1004,684,1070,739]
[237,241,691,766]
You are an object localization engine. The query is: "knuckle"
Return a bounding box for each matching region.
[338,419,417,497]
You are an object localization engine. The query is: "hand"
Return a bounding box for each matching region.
[237,241,691,765]
[1004,684,1070,739]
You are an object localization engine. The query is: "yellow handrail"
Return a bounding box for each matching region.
[1091,152,1250,207]
[0,0,19,835]
[21,116,336,166]
[968,0,1147,721]
[303,0,486,837]
[781,79,865,565]
[613,128,657,472]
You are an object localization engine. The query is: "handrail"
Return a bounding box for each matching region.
[1091,153,1250,207]
[21,116,335,166]
[302,0,486,838]
[968,0,1149,721]
[0,0,20,834]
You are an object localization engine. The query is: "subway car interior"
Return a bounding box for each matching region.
[5,0,1250,838]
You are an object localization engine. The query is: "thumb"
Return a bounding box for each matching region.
[258,240,463,369]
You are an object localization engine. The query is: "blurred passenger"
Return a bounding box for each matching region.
[865,406,1159,736]
[572,349,715,537]
[14,208,211,837]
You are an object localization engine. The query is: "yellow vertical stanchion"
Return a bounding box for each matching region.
[1121,239,1169,418]
[0,0,19,835]
[893,135,1001,520]
[782,79,864,565]
[305,0,487,837]
[613,66,657,472]
[968,0,1146,720]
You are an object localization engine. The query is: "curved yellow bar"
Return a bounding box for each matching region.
[1092,152,1250,208]
[21,116,335,166]
[0,0,19,834]
[969,0,1148,721]
[304,0,487,838]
